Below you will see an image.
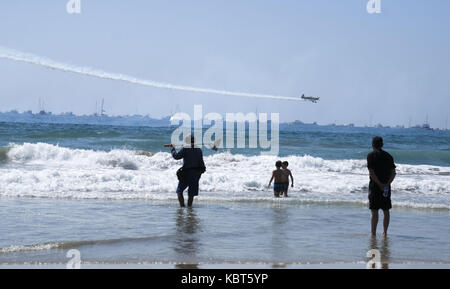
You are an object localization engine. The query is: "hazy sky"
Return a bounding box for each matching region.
[0,0,449,128]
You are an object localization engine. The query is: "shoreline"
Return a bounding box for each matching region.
[1,196,449,268]
[1,262,450,269]
[0,195,449,213]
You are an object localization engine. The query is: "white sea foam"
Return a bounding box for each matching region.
[1,143,449,209]
[0,243,60,253]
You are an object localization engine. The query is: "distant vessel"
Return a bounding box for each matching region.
[100,98,106,116]
[412,124,432,130]
[412,115,432,130]
[38,98,49,115]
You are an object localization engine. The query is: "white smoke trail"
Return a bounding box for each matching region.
[0,47,302,102]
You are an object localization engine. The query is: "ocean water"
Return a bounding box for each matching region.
[0,120,449,267]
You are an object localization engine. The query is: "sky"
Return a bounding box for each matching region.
[0,0,449,128]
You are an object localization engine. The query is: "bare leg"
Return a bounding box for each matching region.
[178,194,185,207]
[371,209,379,236]
[382,210,390,236]
[187,196,194,207]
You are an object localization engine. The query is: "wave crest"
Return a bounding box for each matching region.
[0,143,449,209]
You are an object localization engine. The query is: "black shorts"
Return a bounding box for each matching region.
[368,188,392,210]
[274,183,284,193]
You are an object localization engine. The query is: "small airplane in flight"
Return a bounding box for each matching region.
[301,94,320,103]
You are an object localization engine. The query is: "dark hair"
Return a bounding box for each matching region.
[372,136,383,149]
[282,161,289,166]
[276,161,282,168]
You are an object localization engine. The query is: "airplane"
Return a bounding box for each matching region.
[301,94,320,103]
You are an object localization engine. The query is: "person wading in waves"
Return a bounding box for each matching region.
[169,135,206,208]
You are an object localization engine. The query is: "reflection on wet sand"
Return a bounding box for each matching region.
[173,208,201,266]
[272,263,287,269]
[368,236,391,269]
[175,263,199,269]
[270,205,289,266]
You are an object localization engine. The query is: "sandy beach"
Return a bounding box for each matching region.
[2,262,450,269]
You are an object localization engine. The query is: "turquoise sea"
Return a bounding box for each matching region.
[0,118,449,267]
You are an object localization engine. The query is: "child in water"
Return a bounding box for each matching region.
[281,161,294,197]
[268,161,284,198]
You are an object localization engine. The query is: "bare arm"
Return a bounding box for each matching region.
[268,171,275,187]
[289,171,294,187]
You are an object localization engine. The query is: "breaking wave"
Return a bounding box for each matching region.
[0,143,449,209]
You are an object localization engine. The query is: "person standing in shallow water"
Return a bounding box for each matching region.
[280,161,294,197]
[268,161,284,198]
[367,136,396,237]
[170,135,206,208]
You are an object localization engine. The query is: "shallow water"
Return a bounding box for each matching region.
[0,120,449,266]
[0,198,449,266]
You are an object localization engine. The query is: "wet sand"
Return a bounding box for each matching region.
[1,262,450,269]
[1,198,449,267]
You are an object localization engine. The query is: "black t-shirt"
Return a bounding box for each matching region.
[367,150,396,192]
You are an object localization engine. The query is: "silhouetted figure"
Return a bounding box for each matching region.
[170,135,206,208]
[280,161,294,197]
[367,136,396,237]
[268,161,284,198]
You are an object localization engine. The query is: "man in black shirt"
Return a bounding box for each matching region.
[367,136,396,237]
